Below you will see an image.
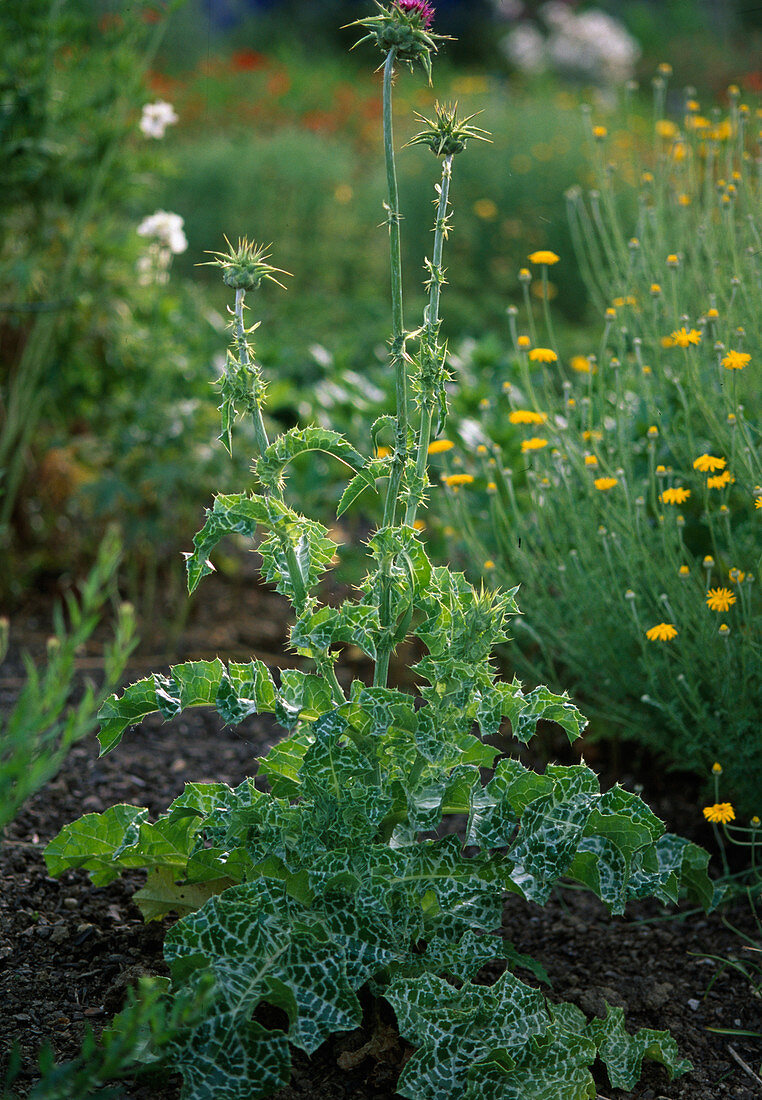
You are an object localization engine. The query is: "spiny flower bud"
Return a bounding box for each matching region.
[202,236,290,292]
[406,101,491,157]
[350,1,448,81]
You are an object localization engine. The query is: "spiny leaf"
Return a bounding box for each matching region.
[185,494,269,593]
[166,884,364,1055]
[257,426,368,489]
[588,1004,691,1089]
[336,457,386,517]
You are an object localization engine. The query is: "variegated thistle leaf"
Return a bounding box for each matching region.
[385,971,690,1100]
[95,658,335,755]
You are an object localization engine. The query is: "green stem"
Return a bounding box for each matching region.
[234,289,271,458]
[375,49,409,689]
[381,48,408,529]
[405,153,452,528]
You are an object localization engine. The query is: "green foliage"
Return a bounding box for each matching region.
[1,974,214,1100]
[444,76,762,810]
[0,531,137,835]
[0,0,236,603]
[42,22,715,1100]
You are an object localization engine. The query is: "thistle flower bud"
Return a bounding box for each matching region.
[202,237,290,292]
[350,1,448,81]
[406,102,491,157]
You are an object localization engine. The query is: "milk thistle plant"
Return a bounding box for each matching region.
[45,18,716,1098]
[444,71,762,812]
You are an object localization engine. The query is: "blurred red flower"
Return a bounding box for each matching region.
[231,49,268,72]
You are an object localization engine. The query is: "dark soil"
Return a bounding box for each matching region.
[2,567,761,1099]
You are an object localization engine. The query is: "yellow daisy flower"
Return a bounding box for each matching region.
[528,348,558,365]
[427,439,454,454]
[521,437,549,453]
[528,250,560,265]
[693,454,726,472]
[721,349,751,370]
[443,473,474,487]
[594,477,618,491]
[670,327,702,347]
[660,487,691,505]
[705,587,737,612]
[702,803,735,824]
[646,623,678,641]
[509,410,547,425]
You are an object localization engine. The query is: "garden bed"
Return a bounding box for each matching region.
[1,570,760,1099]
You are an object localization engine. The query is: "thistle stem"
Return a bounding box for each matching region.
[405,154,452,528]
[381,48,409,529]
[234,289,271,458]
[375,48,409,689]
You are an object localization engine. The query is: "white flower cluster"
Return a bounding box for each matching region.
[136,210,187,254]
[500,2,640,85]
[139,100,178,139]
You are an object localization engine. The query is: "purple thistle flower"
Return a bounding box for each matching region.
[395,0,435,28]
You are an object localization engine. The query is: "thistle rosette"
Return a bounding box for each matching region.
[351,1,448,80]
[202,236,290,292]
[407,101,491,157]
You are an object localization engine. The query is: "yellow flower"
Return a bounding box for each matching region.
[670,327,702,347]
[584,455,598,467]
[706,587,736,612]
[702,803,735,824]
[678,193,691,206]
[703,555,715,568]
[666,253,679,266]
[647,426,659,438]
[570,355,592,373]
[756,497,762,510]
[706,307,719,320]
[413,519,426,531]
[427,439,454,454]
[721,349,750,370]
[592,125,607,139]
[693,454,726,472]
[641,171,654,183]
[660,336,675,349]
[518,267,531,282]
[443,473,474,487]
[712,762,723,774]
[707,471,732,490]
[517,335,531,349]
[650,283,661,295]
[678,565,690,577]
[646,623,678,642]
[484,560,495,570]
[376,446,391,458]
[660,487,691,505]
[509,410,547,425]
[594,477,618,491]
[487,481,497,492]
[582,430,603,442]
[521,437,549,453]
[656,119,678,139]
[528,250,560,265]
[718,623,730,636]
[729,568,745,584]
[528,347,558,363]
